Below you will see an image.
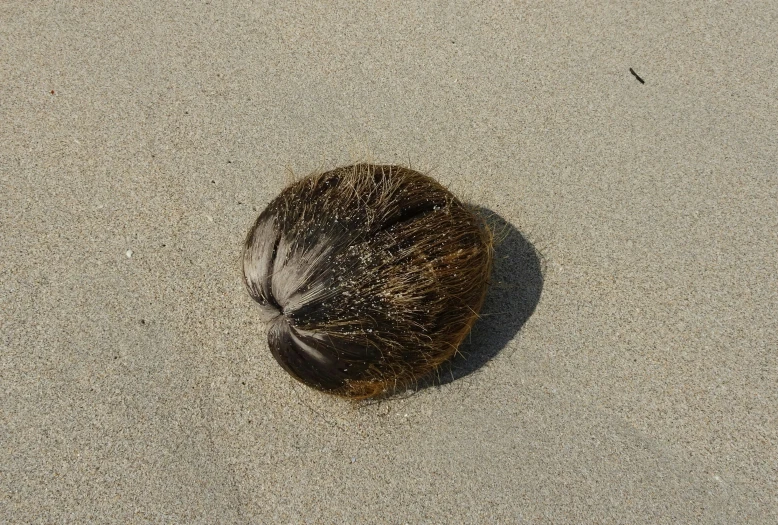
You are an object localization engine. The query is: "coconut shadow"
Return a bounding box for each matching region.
[418,207,543,391]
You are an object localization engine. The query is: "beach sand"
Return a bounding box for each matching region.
[2,1,776,522]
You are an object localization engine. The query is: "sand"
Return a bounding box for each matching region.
[2,1,776,523]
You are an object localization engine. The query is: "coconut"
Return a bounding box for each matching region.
[243,164,493,398]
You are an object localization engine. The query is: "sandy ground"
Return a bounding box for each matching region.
[2,1,777,523]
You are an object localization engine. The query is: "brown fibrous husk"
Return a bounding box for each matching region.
[243,164,493,399]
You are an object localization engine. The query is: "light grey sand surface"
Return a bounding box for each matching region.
[2,1,777,523]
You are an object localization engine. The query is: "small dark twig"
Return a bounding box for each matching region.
[629,68,645,84]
